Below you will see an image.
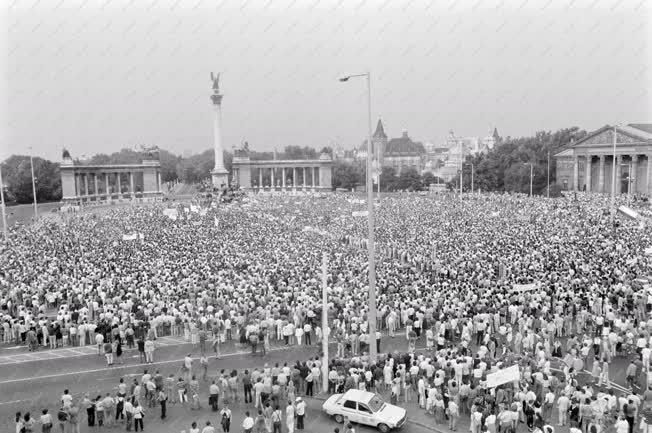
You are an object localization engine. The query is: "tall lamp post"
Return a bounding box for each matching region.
[546,151,550,198]
[610,123,623,215]
[29,150,38,219]
[464,163,474,195]
[524,162,533,196]
[339,71,377,363]
[0,164,7,240]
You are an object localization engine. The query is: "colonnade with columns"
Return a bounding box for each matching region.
[231,156,333,191]
[569,153,652,195]
[251,166,321,189]
[61,163,162,203]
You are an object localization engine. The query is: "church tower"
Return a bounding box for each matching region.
[372,118,388,163]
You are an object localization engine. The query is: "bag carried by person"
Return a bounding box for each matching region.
[57,410,68,422]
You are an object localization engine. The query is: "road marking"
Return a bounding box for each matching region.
[0,346,295,385]
[0,399,27,405]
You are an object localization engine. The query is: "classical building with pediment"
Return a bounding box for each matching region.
[554,123,652,195]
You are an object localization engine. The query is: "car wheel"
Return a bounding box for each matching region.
[334,414,344,424]
[378,423,390,433]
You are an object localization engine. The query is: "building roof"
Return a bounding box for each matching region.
[492,127,500,141]
[628,123,652,135]
[553,123,652,157]
[385,131,425,155]
[373,119,387,139]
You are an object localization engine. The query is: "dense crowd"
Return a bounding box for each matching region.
[4,191,652,433]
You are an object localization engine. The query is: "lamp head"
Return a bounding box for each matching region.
[339,77,350,82]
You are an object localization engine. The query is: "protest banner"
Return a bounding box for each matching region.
[512,282,538,293]
[618,205,639,220]
[486,364,520,388]
[352,210,369,217]
[122,233,138,241]
[163,208,178,220]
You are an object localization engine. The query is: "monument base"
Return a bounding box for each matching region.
[211,168,230,188]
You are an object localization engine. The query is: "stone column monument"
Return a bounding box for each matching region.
[210,72,229,188]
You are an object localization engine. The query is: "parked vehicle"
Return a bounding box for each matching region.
[322,389,407,433]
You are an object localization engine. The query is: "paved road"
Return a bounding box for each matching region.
[0,331,643,433]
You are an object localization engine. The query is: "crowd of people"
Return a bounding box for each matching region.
[4,190,652,433]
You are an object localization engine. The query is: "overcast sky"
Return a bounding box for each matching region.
[1,0,651,162]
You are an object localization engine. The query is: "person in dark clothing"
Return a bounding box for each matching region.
[158,389,167,419]
[137,338,145,364]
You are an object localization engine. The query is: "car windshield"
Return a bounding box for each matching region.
[368,395,385,412]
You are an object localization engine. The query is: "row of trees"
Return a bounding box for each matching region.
[454,127,587,195]
[331,161,445,192]
[0,128,586,203]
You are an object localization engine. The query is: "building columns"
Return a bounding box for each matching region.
[259,168,263,188]
[572,156,579,192]
[105,174,110,198]
[585,155,592,192]
[93,174,99,198]
[647,154,652,197]
[74,174,80,199]
[282,168,286,188]
[271,168,275,189]
[631,155,639,196]
[615,156,622,194]
[157,172,161,193]
[303,168,306,188]
[311,167,315,187]
[130,172,135,197]
[598,155,605,192]
[116,172,122,196]
[293,168,297,188]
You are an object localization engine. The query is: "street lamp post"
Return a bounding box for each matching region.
[339,72,377,363]
[29,152,38,219]
[609,123,625,222]
[547,151,550,198]
[464,163,474,195]
[524,162,533,196]
[0,164,7,240]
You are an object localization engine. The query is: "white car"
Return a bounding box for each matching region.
[322,389,407,433]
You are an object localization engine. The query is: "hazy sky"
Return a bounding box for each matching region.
[2,0,651,162]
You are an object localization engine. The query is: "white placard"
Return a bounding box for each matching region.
[486,365,519,388]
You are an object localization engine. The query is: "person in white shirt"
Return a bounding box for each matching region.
[242,411,254,433]
[614,415,629,433]
[286,400,295,433]
[201,420,215,433]
[295,397,306,430]
[183,354,193,380]
[557,394,570,426]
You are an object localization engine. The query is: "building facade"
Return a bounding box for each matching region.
[231,147,333,190]
[60,149,163,203]
[554,124,652,194]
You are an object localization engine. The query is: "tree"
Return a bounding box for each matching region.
[449,126,587,195]
[379,167,398,192]
[421,171,445,188]
[396,167,423,191]
[176,149,214,183]
[332,161,363,190]
[281,146,317,160]
[1,155,61,203]
[159,149,181,182]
